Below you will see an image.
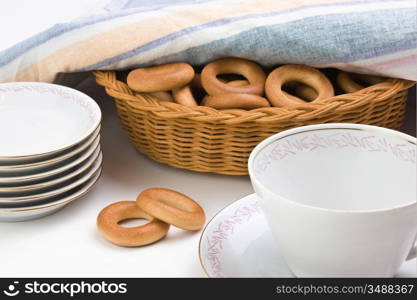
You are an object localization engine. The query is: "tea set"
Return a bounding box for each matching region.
[200,123,417,277]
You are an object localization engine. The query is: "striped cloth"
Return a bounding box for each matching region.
[0,0,416,83]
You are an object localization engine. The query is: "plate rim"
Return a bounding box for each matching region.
[0,146,101,192]
[0,168,102,213]
[0,128,100,170]
[0,152,102,203]
[0,137,101,182]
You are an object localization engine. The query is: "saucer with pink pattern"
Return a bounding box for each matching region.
[198,193,416,278]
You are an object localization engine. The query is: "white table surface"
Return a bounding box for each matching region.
[0,75,415,278]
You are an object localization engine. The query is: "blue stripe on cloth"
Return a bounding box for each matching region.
[80,1,416,71]
[0,0,411,68]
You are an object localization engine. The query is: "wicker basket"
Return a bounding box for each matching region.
[94,70,414,175]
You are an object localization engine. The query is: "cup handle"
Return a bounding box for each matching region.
[406,242,417,261]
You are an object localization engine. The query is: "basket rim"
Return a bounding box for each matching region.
[93,70,415,125]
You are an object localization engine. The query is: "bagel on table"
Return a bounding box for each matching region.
[97,201,170,247]
[136,188,205,231]
[97,188,206,247]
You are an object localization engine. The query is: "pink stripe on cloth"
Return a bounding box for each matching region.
[366,54,417,70]
[313,52,417,81]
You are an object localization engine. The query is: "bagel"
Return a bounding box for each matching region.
[172,85,198,106]
[202,93,270,110]
[201,58,266,96]
[136,188,205,231]
[97,201,170,247]
[194,74,249,89]
[265,65,334,107]
[127,62,195,92]
[219,78,249,87]
[292,83,317,102]
[176,76,250,107]
[337,71,385,93]
[191,73,203,89]
[282,82,317,103]
[144,91,174,102]
[227,80,249,87]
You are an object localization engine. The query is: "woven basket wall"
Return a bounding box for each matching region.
[94,70,414,175]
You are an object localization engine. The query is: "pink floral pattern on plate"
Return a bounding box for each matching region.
[205,200,261,278]
[0,83,99,122]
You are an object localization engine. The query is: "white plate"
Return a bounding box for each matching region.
[0,169,101,222]
[0,146,101,193]
[0,136,100,177]
[0,82,101,159]
[0,128,99,171]
[0,138,100,184]
[0,152,102,204]
[0,124,101,167]
[199,193,416,278]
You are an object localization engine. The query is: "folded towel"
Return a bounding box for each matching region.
[0,0,415,83]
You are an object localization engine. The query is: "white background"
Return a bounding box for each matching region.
[0,0,110,52]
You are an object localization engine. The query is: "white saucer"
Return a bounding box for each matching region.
[0,138,100,184]
[199,193,416,278]
[0,144,101,192]
[0,128,99,171]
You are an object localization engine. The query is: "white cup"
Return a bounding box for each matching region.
[248,123,417,277]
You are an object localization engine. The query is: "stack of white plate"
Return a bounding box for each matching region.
[0,82,102,222]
